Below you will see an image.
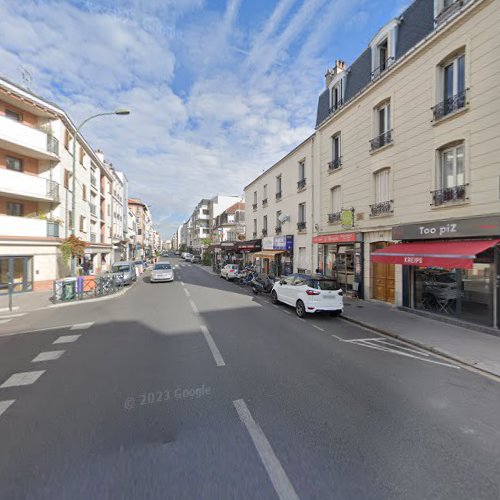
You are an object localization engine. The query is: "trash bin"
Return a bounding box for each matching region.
[62,277,77,301]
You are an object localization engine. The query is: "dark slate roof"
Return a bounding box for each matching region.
[315,0,434,128]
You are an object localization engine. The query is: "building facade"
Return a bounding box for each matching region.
[128,198,153,258]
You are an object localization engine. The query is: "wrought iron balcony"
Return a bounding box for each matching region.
[297,221,306,231]
[252,203,257,211]
[328,157,342,171]
[328,211,342,224]
[262,229,268,236]
[370,130,393,151]
[432,89,467,121]
[262,198,268,207]
[369,200,393,217]
[431,185,467,206]
[371,57,394,79]
[329,99,344,115]
[275,226,282,235]
[297,178,306,190]
[275,191,282,201]
[46,180,60,202]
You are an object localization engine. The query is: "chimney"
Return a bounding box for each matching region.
[333,59,346,77]
[95,148,104,163]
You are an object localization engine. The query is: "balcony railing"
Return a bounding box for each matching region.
[297,178,306,190]
[329,99,344,115]
[252,203,257,211]
[262,229,268,236]
[90,203,97,216]
[297,221,306,231]
[370,130,393,151]
[371,57,395,79]
[431,185,468,206]
[46,179,60,202]
[328,211,341,224]
[262,198,268,207]
[370,200,393,217]
[275,191,282,201]
[0,168,59,202]
[435,0,463,25]
[432,89,467,121]
[275,226,282,235]
[47,135,59,155]
[90,232,97,243]
[328,157,342,171]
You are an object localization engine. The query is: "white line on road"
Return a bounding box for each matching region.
[0,400,15,417]
[0,371,45,388]
[70,322,94,330]
[200,325,225,367]
[32,351,65,362]
[53,335,81,344]
[183,288,191,297]
[233,399,299,500]
[313,325,325,332]
[189,299,199,314]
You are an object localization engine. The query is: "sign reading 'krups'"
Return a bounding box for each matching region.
[392,215,500,240]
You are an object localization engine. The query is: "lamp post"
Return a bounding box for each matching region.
[70,109,130,276]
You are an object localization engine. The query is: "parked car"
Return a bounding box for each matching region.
[182,253,192,261]
[150,262,174,283]
[191,255,201,264]
[110,261,137,285]
[271,274,343,318]
[220,264,239,280]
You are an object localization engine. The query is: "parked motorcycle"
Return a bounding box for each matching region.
[251,273,275,294]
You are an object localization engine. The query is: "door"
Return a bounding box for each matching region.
[0,256,33,295]
[371,243,395,303]
[278,275,296,305]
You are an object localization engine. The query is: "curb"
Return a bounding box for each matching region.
[341,314,500,381]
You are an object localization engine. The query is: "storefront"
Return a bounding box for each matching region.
[254,235,293,276]
[0,255,33,294]
[314,232,364,298]
[234,239,262,267]
[372,215,500,330]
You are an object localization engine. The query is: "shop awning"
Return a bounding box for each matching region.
[371,239,500,269]
[253,250,285,259]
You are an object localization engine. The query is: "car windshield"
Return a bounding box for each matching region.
[154,264,172,270]
[112,265,130,273]
[307,279,339,290]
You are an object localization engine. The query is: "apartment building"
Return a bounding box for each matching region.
[128,198,153,258]
[0,77,117,291]
[126,206,137,260]
[190,198,211,252]
[244,135,315,276]
[213,202,245,243]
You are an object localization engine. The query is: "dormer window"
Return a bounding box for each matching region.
[327,60,346,114]
[370,19,399,79]
[434,0,467,25]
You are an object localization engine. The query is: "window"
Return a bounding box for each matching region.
[263,184,267,201]
[6,156,23,172]
[439,144,465,189]
[435,0,462,23]
[298,161,305,181]
[378,103,390,135]
[137,228,142,235]
[298,203,306,223]
[330,83,343,111]
[68,211,73,227]
[371,102,392,151]
[434,53,466,120]
[79,147,85,165]
[253,219,257,235]
[203,209,209,215]
[64,170,71,189]
[64,129,71,150]
[263,215,268,233]
[370,20,398,78]
[7,202,23,216]
[82,185,87,201]
[329,134,341,170]
[5,109,21,121]
[276,211,282,230]
[378,39,388,72]
[374,169,390,203]
[276,175,282,198]
[79,215,86,232]
[330,186,341,213]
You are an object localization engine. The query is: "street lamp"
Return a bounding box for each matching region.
[70,109,130,276]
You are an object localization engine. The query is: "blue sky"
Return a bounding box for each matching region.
[0,0,409,238]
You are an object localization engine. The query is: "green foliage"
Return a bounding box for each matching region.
[60,235,86,263]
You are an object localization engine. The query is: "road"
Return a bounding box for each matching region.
[0,257,499,499]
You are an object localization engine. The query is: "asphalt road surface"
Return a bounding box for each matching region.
[0,257,499,499]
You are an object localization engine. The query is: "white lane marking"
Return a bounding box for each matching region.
[53,334,81,344]
[70,322,94,330]
[375,339,430,356]
[189,299,199,314]
[0,400,15,417]
[313,325,325,332]
[200,325,225,367]
[0,319,12,324]
[233,399,299,500]
[0,313,25,319]
[183,288,191,297]
[32,351,65,362]
[0,370,45,388]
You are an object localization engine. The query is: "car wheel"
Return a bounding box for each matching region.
[330,310,341,317]
[271,291,279,304]
[296,300,306,318]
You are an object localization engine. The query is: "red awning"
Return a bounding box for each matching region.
[371,239,500,269]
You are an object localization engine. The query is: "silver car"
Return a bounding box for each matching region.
[110,261,137,285]
[150,262,174,283]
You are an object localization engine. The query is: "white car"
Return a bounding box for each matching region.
[271,274,343,318]
[220,264,239,280]
[150,262,174,282]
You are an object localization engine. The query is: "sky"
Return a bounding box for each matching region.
[0,0,410,239]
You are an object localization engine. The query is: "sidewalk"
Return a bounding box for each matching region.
[199,265,219,276]
[0,290,53,313]
[342,298,500,378]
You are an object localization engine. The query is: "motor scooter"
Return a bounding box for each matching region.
[251,273,274,294]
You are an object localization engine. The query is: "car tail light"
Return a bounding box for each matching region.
[230,269,235,273]
[306,290,320,296]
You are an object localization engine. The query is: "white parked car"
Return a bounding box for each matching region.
[220,264,239,280]
[150,262,174,283]
[271,274,343,318]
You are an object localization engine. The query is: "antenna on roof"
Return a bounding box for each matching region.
[19,66,33,91]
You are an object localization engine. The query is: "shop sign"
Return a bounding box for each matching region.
[221,242,235,248]
[236,240,262,251]
[340,209,354,228]
[262,237,274,250]
[274,235,293,251]
[313,232,357,244]
[393,215,500,240]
